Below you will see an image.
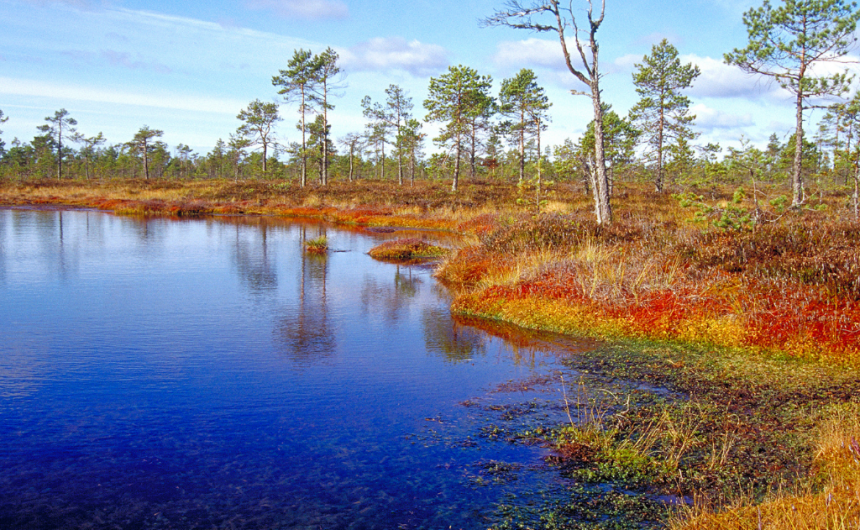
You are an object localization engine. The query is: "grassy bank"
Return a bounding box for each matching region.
[3,177,859,527]
[428,186,859,527]
[438,209,860,362]
[0,177,550,231]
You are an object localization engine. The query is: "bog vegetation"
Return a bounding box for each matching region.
[2,0,860,527]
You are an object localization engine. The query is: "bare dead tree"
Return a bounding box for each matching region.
[484,0,612,223]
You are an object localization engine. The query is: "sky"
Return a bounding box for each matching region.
[2,0,859,159]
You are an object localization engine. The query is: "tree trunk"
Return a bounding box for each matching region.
[57,128,63,180]
[301,86,307,187]
[854,166,859,220]
[453,131,461,192]
[656,100,664,193]
[397,119,404,186]
[323,81,329,186]
[588,157,601,221]
[410,149,415,186]
[348,146,354,182]
[470,121,477,179]
[262,143,267,174]
[792,89,805,206]
[536,119,542,211]
[142,139,150,181]
[519,108,525,183]
[591,84,612,224]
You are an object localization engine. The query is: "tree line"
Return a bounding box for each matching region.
[1,0,859,223]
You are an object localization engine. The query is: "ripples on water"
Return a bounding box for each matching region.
[0,210,590,529]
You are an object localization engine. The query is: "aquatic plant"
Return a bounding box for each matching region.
[305,236,328,254]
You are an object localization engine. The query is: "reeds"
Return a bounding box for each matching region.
[551,376,702,487]
[670,403,860,530]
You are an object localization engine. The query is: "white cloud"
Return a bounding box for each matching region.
[0,76,244,114]
[691,103,753,131]
[493,38,568,71]
[244,0,348,20]
[684,54,782,99]
[491,38,596,91]
[611,53,640,74]
[340,37,449,76]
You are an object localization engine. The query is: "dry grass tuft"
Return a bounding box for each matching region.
[304,235,328,254]
[368,238,448,261]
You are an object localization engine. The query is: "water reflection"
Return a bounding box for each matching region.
[0,209,606,530]
[422,308,488,362]
[274,225,336,361]
[2,210,82,283]
[453,315,601,367]
[360,265,422,324]
[231,219,278,294]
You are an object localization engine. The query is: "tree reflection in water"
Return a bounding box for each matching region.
[275,225,336,361]
[422,307,488,363]
[231,218,277,295]
[360,264,423,324]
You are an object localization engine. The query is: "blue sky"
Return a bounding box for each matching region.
[2,0,857,159]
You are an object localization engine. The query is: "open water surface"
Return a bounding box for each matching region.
[0,209,593,529]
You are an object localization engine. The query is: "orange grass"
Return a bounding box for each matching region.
[438,205,860,361]
[368,238,448,261]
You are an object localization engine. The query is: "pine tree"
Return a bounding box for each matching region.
[236,99,281,176]
[80,132,105,181]
[129,126,163,180]
[37,109,78,180]
[424,65,492,192]
[725,0,860,206]
[308,47,342,186]
[499,68,551,183]
[362,85,414,185]
[273,49,318,187]
[630,39,700,192]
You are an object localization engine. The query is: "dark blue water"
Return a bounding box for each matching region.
[0,209,586,529]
